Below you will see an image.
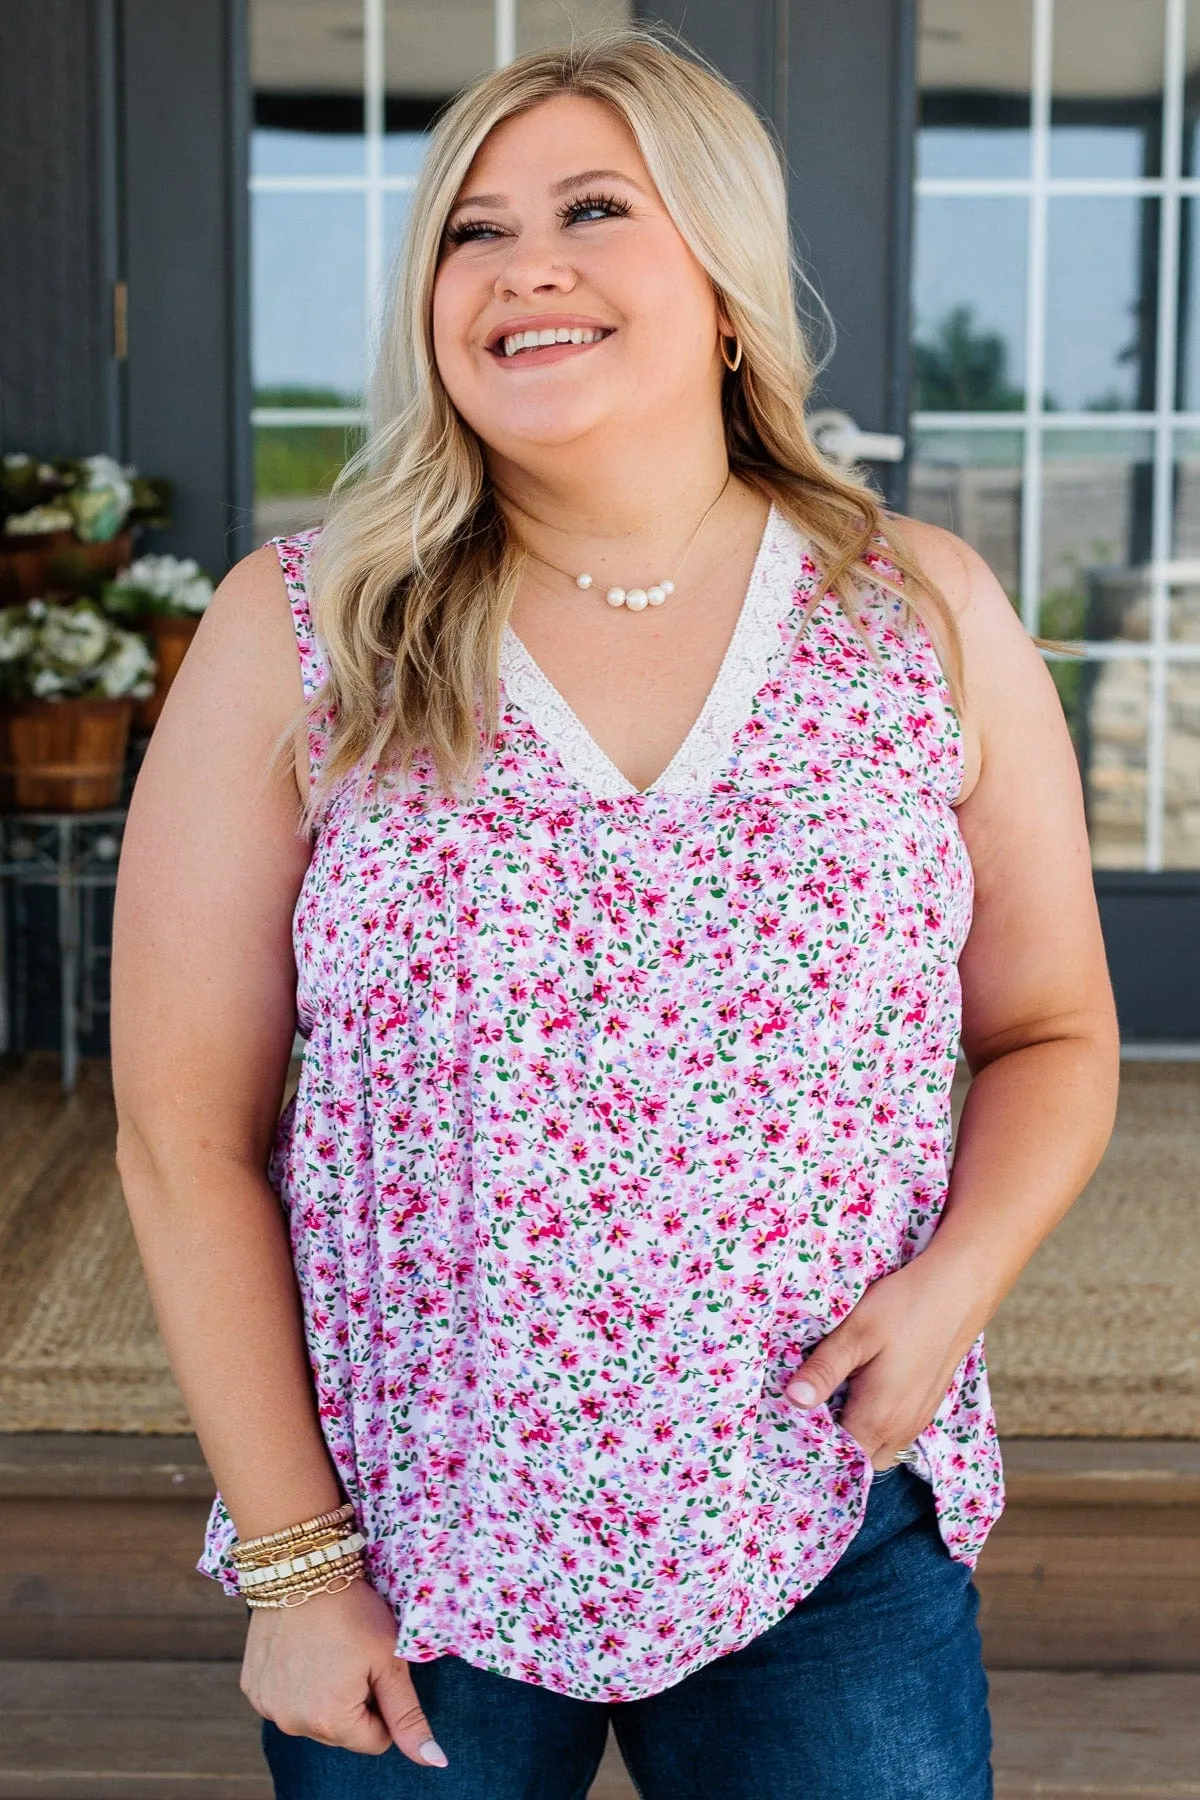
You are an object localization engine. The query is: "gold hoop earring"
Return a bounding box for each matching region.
[720,333,743,373]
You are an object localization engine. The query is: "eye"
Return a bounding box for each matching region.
[443,217,506,246]
[559,191,632,226]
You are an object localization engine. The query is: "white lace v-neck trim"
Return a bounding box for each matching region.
[498,503,808,798]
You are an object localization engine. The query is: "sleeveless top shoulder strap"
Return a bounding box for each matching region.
[269,527,336,786]
[849,525,965,805]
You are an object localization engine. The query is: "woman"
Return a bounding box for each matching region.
[111,28,1118,1800]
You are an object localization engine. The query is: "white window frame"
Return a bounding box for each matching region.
[914,0,1200,871]
[248,0,519,437]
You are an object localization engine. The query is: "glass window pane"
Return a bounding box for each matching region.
[1174,201,1200,411]
[916,0,1032,178]
[1050,0,1165,178]
[1170,586,1200,642]
[912,198,1027,410]
[253,192,367,407]
[1185,0,1200,173]
[251,0,366,177]
[908,429,1023,603]
[1045,198,1159,413]
[1164,666,1200,865]
[374,187,419,332]
[1071,658,1150,868]
[253,423,365,539]
[1039,431,1155,639]
[1171,429,1200,566]
[383,187,419,282]
[517,0,633,54]
[384,126,429,180]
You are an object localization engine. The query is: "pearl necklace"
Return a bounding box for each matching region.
[523,471,733,611]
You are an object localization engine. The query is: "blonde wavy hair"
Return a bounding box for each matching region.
[274,25,962,832]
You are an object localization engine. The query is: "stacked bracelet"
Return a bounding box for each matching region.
[238,1532,368,1588]
[231,1503,367,1609]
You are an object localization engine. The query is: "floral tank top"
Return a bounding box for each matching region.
[197,502,1004,1702]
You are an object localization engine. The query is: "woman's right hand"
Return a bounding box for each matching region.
[240,1576,449,1767]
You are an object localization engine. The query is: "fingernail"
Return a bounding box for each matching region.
[786,1380,817,1406]
[418,1739,448,1768]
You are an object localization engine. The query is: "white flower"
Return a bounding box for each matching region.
[41,606,112,671]
[26,598,48,619]
[123,554,203,597]
[79,453,134,514]
[3,453,33,470]
[112,552,213,612]
[4,503,74,535]
[0,620,36,662]
[94,631,156,698]
[175,573,214,612]
[31,666,70,697]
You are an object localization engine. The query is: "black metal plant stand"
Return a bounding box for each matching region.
[0,809,128,1095]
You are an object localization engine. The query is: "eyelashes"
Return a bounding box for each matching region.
[443,190,632,246]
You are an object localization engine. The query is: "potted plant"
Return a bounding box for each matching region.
[0,452,172,606]
[101,553,214,729]
[0,596,156,810]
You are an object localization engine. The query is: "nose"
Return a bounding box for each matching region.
[493,232,577,303]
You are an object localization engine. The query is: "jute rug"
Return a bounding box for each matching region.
[0,1052,1196,1436]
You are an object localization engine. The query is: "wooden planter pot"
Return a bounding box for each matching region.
[132,614,200,731]
[0,529,134,607]
[0,697,135,811]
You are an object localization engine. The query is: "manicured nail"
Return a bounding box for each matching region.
[418,1739,449,1767]
[786,1380,817,1406]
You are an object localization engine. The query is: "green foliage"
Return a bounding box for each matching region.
[254,385,361,410]
[0,596,156,701]
[1,453,171,540]
[252,389,366,498]
[1039,581,1087,642]
[1048,658,1084,746]
[254,426,368,499]
[912,305,1025,413]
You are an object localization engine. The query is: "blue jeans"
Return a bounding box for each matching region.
[262,1465,993,1798]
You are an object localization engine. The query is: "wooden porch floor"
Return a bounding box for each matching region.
[3,1660,1198,1799]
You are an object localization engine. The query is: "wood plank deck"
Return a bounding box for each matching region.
[2,1662,1197,1799]
[4,1435,1199,1668]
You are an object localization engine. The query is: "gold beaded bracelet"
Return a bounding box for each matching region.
[234,1525,358,1574]
[245,1557,366,1606]
[231,1502,356,1565]
[245,1541,364,1588]
[237,1532,369,1589]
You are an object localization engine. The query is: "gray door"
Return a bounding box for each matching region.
[648,0,917,514]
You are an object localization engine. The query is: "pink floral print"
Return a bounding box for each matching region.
[197,504,1004,1702]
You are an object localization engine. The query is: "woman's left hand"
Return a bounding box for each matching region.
[782,1246,996,1471]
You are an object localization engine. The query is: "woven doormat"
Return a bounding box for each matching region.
[0,1053,1196,1435]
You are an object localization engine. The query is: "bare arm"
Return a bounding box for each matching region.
[112,548,446,1764]
[909,516,1119,1311]
[110,544,341,1537]
[784,516,1119,1458]
[111,548,447,1765]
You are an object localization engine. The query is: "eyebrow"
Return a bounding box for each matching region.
[446,168,649,217]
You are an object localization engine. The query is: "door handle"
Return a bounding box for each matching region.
[808,408,906,465]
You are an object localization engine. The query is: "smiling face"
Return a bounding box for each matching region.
[431,93,730,468]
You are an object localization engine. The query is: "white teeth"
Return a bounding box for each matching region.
[500,326,607,356]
